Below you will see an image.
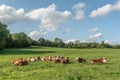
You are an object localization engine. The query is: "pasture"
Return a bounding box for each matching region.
[0,46,120,80]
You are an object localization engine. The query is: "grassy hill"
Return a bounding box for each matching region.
[0,46,120,80]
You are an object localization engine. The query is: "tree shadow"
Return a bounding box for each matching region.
[0,48,56,55]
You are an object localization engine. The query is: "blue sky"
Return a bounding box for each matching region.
[0,0,120,44]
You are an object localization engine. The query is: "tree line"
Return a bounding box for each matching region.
[0,22,32,50]
[34,39,120,49]
[1,22,120,51]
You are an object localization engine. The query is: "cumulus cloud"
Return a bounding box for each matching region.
[28,30,48,40]
[0,4,72,39]
[73,3,85,20]
[90,0,120,17]
[65,39,80,44]
[104,40,112,44]
[89,33,102,39]
[104,40,120,45]
[75,10,85,20]
[0,4,30,25]
[113,0,120,11]
[83,33,102,42]
[0,4,72,35]
[28,31,40,40]
[88,27,98,32]
[90,4,112,17]
[73,3,85,10]
[26,4,72,32]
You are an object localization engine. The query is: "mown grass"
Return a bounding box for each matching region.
[0,46,120,80]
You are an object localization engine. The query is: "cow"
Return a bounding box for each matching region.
[75,57,86,63]
[12,58,28,66]
[27,56,41,62]
[41,56,50,61]
[61,57,70,64]
[35,56,41,61]
[53,56,61,63]
[27,57,36,62]
[89,57,107,64]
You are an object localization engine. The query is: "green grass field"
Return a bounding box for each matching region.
[0,46,120,80]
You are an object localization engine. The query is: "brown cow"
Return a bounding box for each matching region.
[53,57,61,63]
[12,58,28,66]
[89,58,107,64]
[61,57,70,64]
[75,57,86,63]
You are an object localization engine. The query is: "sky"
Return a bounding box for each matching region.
[0,0,120,44]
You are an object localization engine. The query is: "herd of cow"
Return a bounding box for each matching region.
[12,56,107,66]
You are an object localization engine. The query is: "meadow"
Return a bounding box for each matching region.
[0,46,120,80]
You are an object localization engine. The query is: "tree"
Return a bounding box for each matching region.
[31,40,39,46]
[11,32,32,48]
[89,43,99,48]
[38,38,45,46]
[11,33,22,48]
[0,22,9,50]
[97,41,106,48]
[53,38,65,47]
[18,32,32,47]
[45,39,52,47]
[112,45,120,49]
[5,34,13,48]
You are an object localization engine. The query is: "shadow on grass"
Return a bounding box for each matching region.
[0,47,56,55]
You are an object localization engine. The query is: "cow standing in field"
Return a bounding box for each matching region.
[89,57,107,64]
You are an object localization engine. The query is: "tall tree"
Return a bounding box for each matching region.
[5,34,13,48]
[53,38,65,47]
[11,32,32,48]
[0,22,9,50]
[38,38,45,46]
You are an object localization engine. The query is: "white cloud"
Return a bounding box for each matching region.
[73,3,85,10]
[75,10,85,20]
[28,30,48,40]
[73,3,85,20]
[88,27,98,32]
[90,0,120,17]
[28,31,40,40]
[0,4,30,25]
[90,4,113,17]
[65,39,80,44]
[83,33,102,42]
[113,0,120,11]
[0,4,72,36]
[89,33,102,39]
[26,4,72,32]
[104,40,120,45]
[104,40,112,44]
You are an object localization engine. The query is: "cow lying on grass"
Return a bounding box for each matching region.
[12,56,107,66]
[89,57,107,64]
[27,56,41,62]
[61,57,70,64]
[75,57,86,63]
[53,56,70,64]
[41,56,70,64]
[41,56,52,61]
[12,58,28,66]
